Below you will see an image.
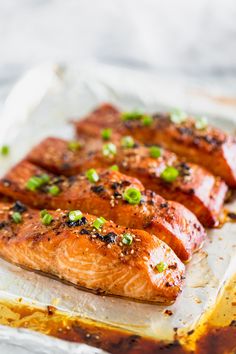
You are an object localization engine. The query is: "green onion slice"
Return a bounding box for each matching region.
[68,140,81,152]
[12,212,22,224]
[110,165,119,171]
[121,111,142,121]
[156,262,168,273]
[122,233,133,246]
[195,116,208,130]
[0,145,10,156]
[149,146,162,158]
[86,169,99,183]
[69,210,83,222]
[121,136,135,148]
[40,209,48,218]
[101,128,112,140]
[170,109,187,124]
[26,175,49,191]
[141,115,153,126]
[93,216,106,230]
[48,185,60,196]
[123,187,141,205]
[160,166,179,183]
[41,213,53,226]
[102,143,117,157]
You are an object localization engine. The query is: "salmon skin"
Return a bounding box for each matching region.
[27,136,227,228]
[0,200,185,303]
[0,160,206,261]
[74,103,236,187]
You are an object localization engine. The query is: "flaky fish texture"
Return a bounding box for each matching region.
[0,201,185,303]
[74,103,236,187]
[27,136,227,227]
[0,160,206,261]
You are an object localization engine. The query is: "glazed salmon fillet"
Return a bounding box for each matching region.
[0,160,206,261]
[0,201,185,303]
[74,103,236,187]
[27,137,227,227]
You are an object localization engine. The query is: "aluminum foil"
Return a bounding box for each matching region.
[0,63,235,353]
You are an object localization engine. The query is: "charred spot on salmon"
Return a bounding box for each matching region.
[114,191,122,198]
[178,162,191,177]
[0,221,7,230]
[66,217,87,228]
[177,126,193,136]
[187,188,195,195]
[102,232,117,243]
[12,201,27,214]
[80,228,90,235]
[91,185,105,194]
[61,162,71,170]
[111,182,119,190]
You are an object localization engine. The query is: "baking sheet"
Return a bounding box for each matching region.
[0,63,235,353]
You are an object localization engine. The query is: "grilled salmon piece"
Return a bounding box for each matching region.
[0,160,206,261]
[74,103,236,187]
[27,137,227,227]
[0,201,185,303]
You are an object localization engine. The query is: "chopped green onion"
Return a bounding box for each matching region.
[93,216,106,230]
[195,116,208,130]
[86,168,99,183]
[40,174,50,184]
[142,115,153,126]
[69,210,83,222]
[156,262,168,273]
[122,233,133,246]
[110,165,119,171]
[40,209,48,218]
[101,128,112,140]
[102,143,117,157]
[170,109,187,124]
[48,185,60,196]
[123,187,141,205]
[1,145,10,156]
[68,140,81,152]
[26,176,44,191]
[121,111,142,121]
[149,146,162,158]
[41,213,53,226]
[12,212,22,224]
[121,136,135,148]
[161,166,179,183]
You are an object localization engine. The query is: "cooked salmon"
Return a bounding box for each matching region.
[74,103,236,187]
[27,137,227,227]
[0,200,185,303]
[0,160,206,261]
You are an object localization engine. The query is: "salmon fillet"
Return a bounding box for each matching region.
[27,136,227,227]
[74,103,236,187]
[0,160,206,261]
[0,201,185,303]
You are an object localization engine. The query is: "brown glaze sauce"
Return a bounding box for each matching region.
[0,274,235,354]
